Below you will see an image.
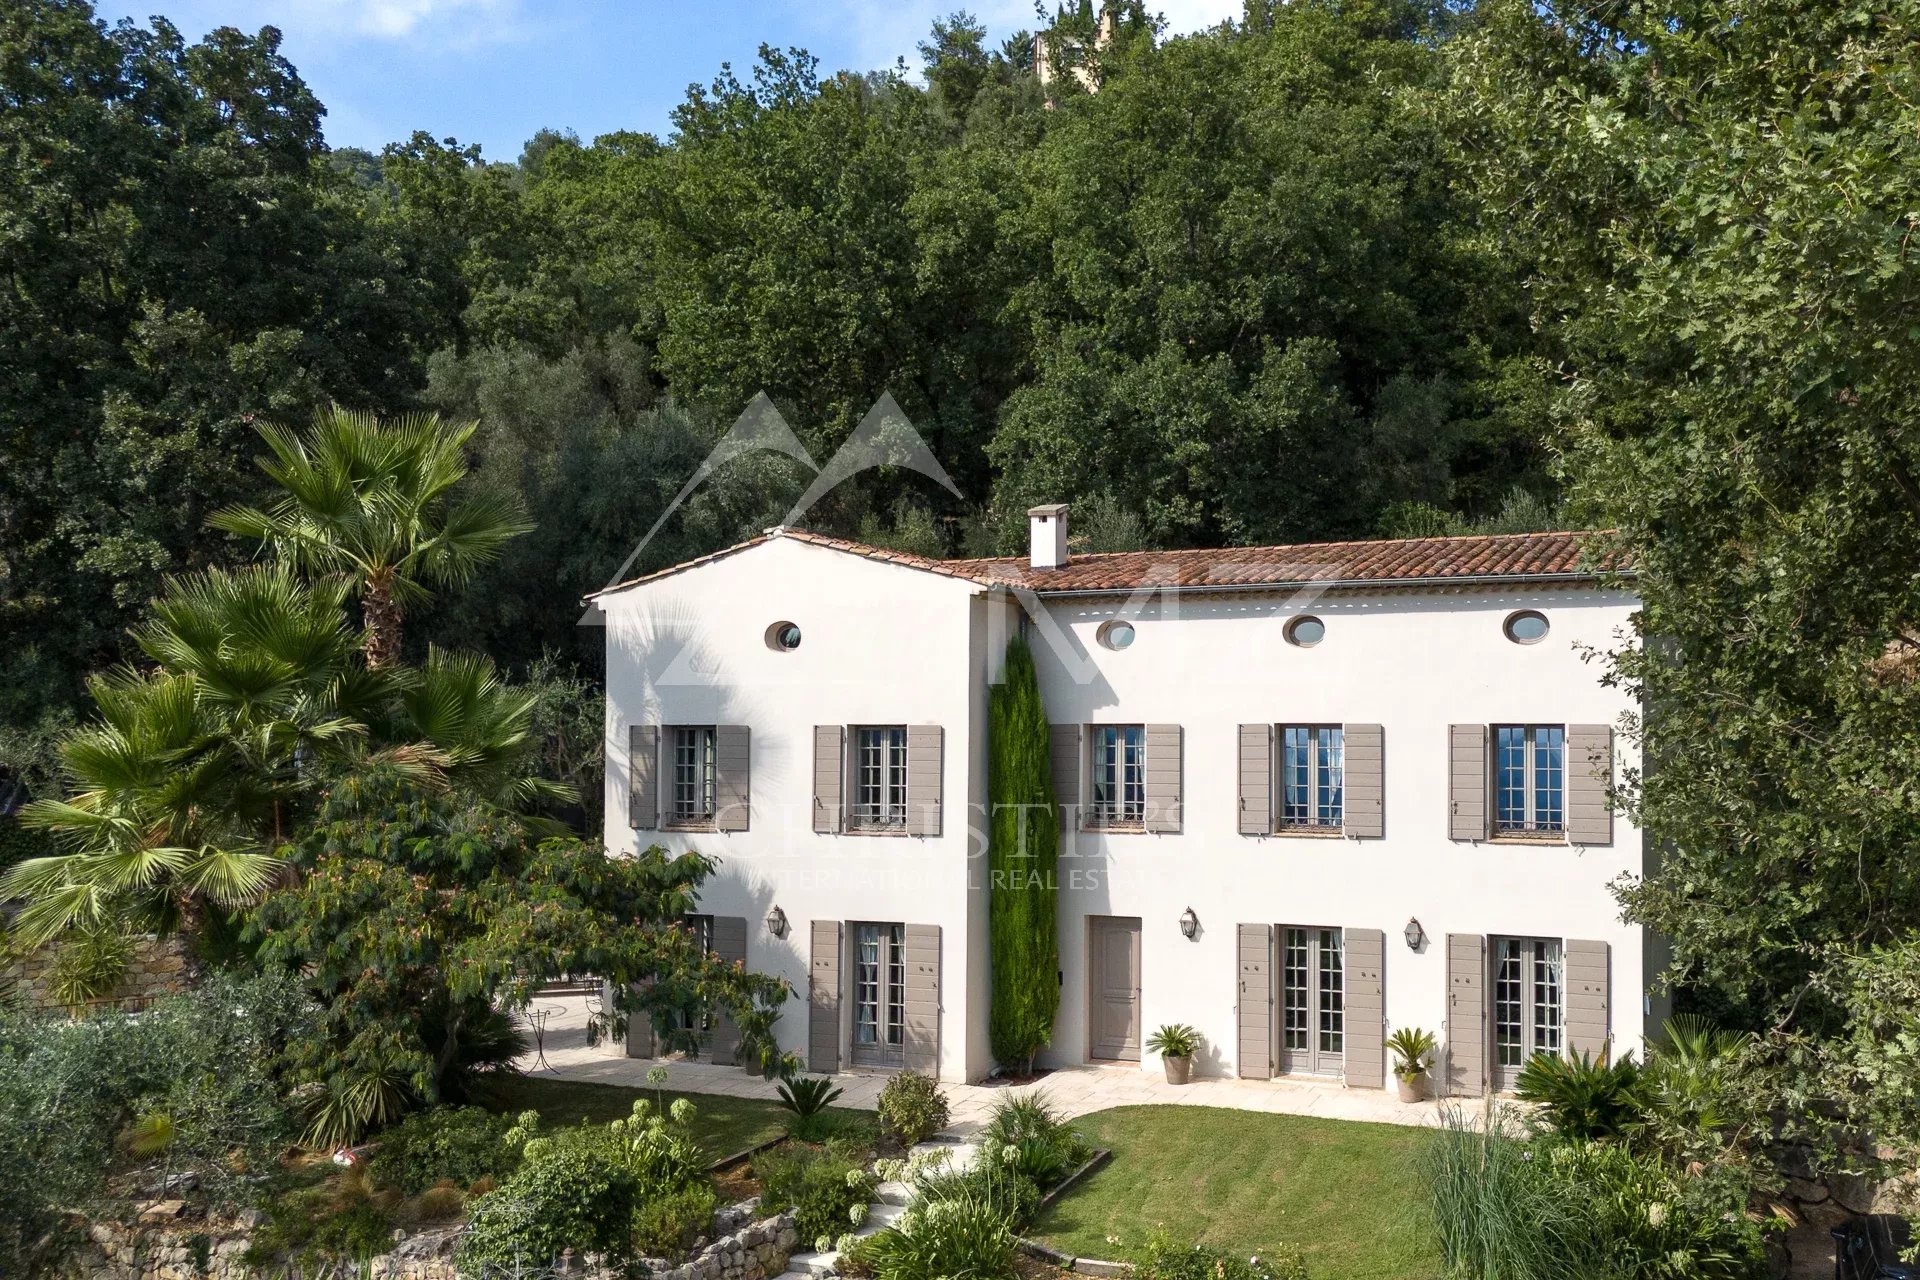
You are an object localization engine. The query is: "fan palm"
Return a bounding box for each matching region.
[210,407,531,668]
[386,647,576,816]
[1,567,372,946]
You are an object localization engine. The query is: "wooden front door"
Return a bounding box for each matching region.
[1089,916,1142,1061]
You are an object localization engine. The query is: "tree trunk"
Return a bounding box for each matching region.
[362,572,403,669]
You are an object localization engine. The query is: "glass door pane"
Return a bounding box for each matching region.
[1278,925,1343,1077]
[851,922,906,1068]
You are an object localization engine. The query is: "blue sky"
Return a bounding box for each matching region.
[100,0,1240,162]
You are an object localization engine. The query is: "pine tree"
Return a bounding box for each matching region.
[988,635,1060,1072]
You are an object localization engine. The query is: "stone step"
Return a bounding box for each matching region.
[875,1179,913,1206]
[907,1139,980,1172]
[790,1249,839,1279]
[853,1203,905,1237]
[776,1270,816,1280]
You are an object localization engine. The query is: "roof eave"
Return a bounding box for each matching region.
[993,569,1633,599]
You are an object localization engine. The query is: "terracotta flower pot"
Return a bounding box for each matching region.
[1396,1071,1429,1103]
[1163,1054,1193,1085]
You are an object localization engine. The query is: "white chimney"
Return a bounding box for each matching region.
[1028,503,1070,570]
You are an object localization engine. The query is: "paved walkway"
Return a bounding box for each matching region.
[518,996,1458,1133]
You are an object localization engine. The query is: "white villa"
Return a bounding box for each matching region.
[591,506,1660,1094]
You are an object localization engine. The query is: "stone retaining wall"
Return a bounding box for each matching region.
[65,1200,799,1280]
[3,932,196,1013]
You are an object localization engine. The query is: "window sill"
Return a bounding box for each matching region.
[663,820,718,833]
[1274,827,1346,839]
[1489,833,1568,846]
[844,825,912,838]
[1082,821,1147,833]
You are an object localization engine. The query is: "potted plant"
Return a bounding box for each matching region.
[1387,1026,1438,1102]
[1145,1024,1200,1085]
[733,1004,780,1076]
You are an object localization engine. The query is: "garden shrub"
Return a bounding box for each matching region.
[367,1105,521,1195]
[1515,1050,1645,1142]
[1422,1104,1772,1280]
[0,971,316,1274]
[980,1094,1089,1189]
[246,1169,400,1267]
[459,1140,642,1271]
[459,1098,721,1269]
[859,1164,1019,1280]
[1136,1233,1308,1280]
[754,1141,876,1249]
[877,1071,949,1146]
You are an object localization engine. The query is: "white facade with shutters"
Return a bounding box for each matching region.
[595,526,1658,1088]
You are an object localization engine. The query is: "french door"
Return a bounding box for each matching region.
[1279,925,1345,1078]
[1492,936,1563,1091]
[851,922,906,1068]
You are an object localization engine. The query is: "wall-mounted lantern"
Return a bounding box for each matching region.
[1404,917,1426,952]
[1179,906,1199,940]
[765,905,788,939]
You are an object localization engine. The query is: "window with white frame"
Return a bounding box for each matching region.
[1492,935,1563,1090]
[1280,725,1344,830]
[1089,725,1146,826]
[1494,725,1565,836]
[852,726,908,829]
[668,726,717,826]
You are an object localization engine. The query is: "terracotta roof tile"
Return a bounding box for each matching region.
[589,527,1625,600]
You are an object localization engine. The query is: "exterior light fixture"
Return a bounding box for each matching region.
[1179,907,1199,940]
[1404,917,1426,952]
[765,905,788,939]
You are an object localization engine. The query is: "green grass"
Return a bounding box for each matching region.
[1032,1106,1441,1280]
[471,1074,870,1159]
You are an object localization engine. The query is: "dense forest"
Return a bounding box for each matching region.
[8,0,1920,1169]
[0,0,1561,738]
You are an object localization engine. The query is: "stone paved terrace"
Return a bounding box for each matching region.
[515,995,1457,1132]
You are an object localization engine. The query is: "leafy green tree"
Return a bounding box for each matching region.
[0,2,457,724]
[248,762,785,1140]
[988,637,1059,1072]
[212,408,531,668]
[1447,0,1920,1169]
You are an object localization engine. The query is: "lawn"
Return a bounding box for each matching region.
[471,1074,870,1160]
[1032,1106,1440,1280]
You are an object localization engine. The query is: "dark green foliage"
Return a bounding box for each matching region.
[988,637,1059,1071]
[752,1141,876,1248]
[459,1140,642,1269]
[777,1075,846,1140]
[366,1105,521,1196]
[249,765,786,1138]
[854,1160,1021,1280]
[876,1071,950,1146]
[1514,1051,1644,1143]
[0,2,457,724]
[981,1094,1089,1192]
[1422,1106,1772,1280]
[0,972,316,1273]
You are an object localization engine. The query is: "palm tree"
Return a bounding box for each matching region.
[211,407,531,668]
[0,566,367,945]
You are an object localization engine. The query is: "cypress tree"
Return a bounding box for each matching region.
[988,635,1060,1073]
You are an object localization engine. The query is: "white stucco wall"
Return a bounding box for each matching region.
[599,533,1649,1087]
[1025,584,1648,1083]
[599,536,990,1080]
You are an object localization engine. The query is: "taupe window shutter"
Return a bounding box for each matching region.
[1238,725,1273,836]
[1144,723,1183,833]
[1567,725,1614,846]
[902,923,942,1074]
[808,920,842,1072]
[1050,724,1083,829]
[812,725,844,834]
[1565,939,1611,1062]
[1343,724,1383,839]
[629,725,659,831]
[714,726,751,832]
[1448,724,1488,841]
[707,916,748,1064]
[1344,928,1385,1088]
[1237,923,1273,1079]
[906,726,944,837]
[1445,933,1486,1096]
